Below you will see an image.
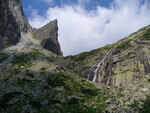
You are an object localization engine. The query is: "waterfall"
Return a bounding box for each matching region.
[92,59,104,82]
[87,48,115,82]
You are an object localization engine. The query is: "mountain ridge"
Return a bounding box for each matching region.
[67,25,150,86]
[0,0,150,113]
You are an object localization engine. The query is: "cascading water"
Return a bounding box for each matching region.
[92,59,104,82]
[87,48,115,82]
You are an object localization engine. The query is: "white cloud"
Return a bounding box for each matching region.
[28,0,150,56]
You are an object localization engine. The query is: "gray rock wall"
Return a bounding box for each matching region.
[0,0,30,50]
[32,20,62,56]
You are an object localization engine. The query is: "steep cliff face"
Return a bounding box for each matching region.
[100,26,150,86]
[68,25,150,86]
[0,0,30,50]
[32,20,62,55]
[0,0,62,55]
[99,26,150,86]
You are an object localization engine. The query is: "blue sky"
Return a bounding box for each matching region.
[23,0,113,19]
[22,0,150,56]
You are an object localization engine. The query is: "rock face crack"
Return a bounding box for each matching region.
[136,40,150,74]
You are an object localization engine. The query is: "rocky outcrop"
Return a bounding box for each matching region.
[0,0,62,55]
[0,0,30,50]
[32,20,62,55]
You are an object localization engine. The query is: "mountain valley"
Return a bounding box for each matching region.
[0,0,150,113]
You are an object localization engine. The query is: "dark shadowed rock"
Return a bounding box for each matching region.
[32,20,62,56]
[0,0,30,50]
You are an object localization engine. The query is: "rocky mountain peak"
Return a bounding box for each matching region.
[32,19,62,55]
[0,0,29,50]
[0,1,150,113]
[0,0,62,55]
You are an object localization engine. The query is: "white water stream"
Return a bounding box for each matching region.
[90,49,114,82]
[92,59,104,82]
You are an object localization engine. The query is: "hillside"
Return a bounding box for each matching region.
[0,0,150,113]
[67,25,150,86]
